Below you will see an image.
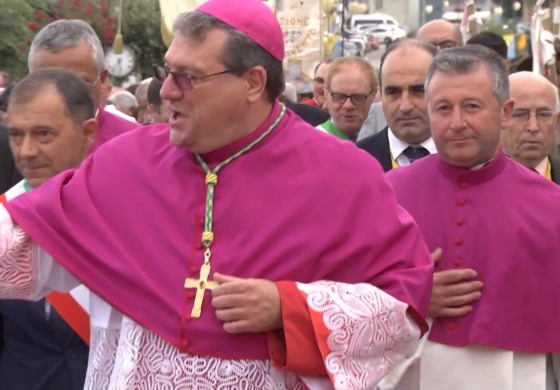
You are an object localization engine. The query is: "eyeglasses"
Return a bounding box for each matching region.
[153,64,231,92]
[428,39,458,50]
[330,92,372,105]
[511,109,556,123]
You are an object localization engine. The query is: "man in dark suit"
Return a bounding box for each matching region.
[0,124,20,362]
[357,39,437,171]
[285,99,330,127]
[502,71,560,183]
[0,124,22,194]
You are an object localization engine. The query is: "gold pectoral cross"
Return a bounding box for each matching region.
[184,261,219,318]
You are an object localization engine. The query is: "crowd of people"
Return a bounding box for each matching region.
[0,0,558,389]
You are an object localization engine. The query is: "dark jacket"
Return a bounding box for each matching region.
[356,127,393,172]
[0,124,21,193]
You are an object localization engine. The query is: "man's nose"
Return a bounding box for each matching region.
[19,136,39,158]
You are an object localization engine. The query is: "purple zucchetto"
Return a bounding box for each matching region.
[197,0,285,61]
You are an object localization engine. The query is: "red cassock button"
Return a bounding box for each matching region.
[456,218,465,226]
[454,238,464,246]
[447,322,457,330]
[457,198,467,206]
[190,267,199,275]
[197,217,205,226]
[459,181,468,189]
[194,241,203,250]
[181,339,190,349]
[453,259,463,267]
[187,291,196,299]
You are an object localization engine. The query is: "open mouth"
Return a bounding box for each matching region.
[170,111,182,122]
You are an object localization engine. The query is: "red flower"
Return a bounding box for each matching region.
[27,21,40,31]
[35,10,46,20]
[85,5,94,15]
[71,0,81,9]
[58,0,65,6]
[100,0,108,13]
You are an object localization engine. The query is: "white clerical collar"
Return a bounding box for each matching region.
[470,158,495,170]
[388,127,437,166]
[535,157,549,177]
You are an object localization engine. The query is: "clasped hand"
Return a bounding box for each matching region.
[211,273,283,334]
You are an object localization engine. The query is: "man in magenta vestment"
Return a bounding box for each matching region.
[28,19,139,153]
[387,45,560,389]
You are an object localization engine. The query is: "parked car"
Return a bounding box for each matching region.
[343,30,369,56]
[363,24,407,46]
[349,13,399,31]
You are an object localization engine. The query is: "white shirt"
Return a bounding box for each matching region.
[387,128,437,167]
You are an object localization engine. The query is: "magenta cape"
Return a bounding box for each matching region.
[387,152,560,353]
[6,102,433,359]
[90,108,140,153]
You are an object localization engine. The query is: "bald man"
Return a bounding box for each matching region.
[417,19,461,50]
[502,71,560,183]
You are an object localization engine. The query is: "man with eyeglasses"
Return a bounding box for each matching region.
[502,72,560,182]
[358,39,437,171]
[316,57,376,142]
[387,45,560,390]
[0,0,433,388]
[301,59,332,109]
[417,19,462,51]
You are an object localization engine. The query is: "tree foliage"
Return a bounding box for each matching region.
[0,0,44,78]
[0,0,167,81]
[120,0,168,80]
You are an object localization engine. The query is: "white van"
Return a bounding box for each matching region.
[349,13,400,31]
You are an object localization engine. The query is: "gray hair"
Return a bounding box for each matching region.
[9,68,96,129]
[28,19,105,74]
[108,91,139,109]
[135,78,152,106]
[425,45,509,104]
[172,11,284,102]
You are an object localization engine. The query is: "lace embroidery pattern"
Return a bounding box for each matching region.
[85,325,121,389]
[298,281,420,389]
[87,318,307,389]
[0,224,34,299]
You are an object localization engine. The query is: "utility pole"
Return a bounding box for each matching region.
[341,0,347,56]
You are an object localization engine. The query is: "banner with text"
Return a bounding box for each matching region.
[277,0,322,93]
